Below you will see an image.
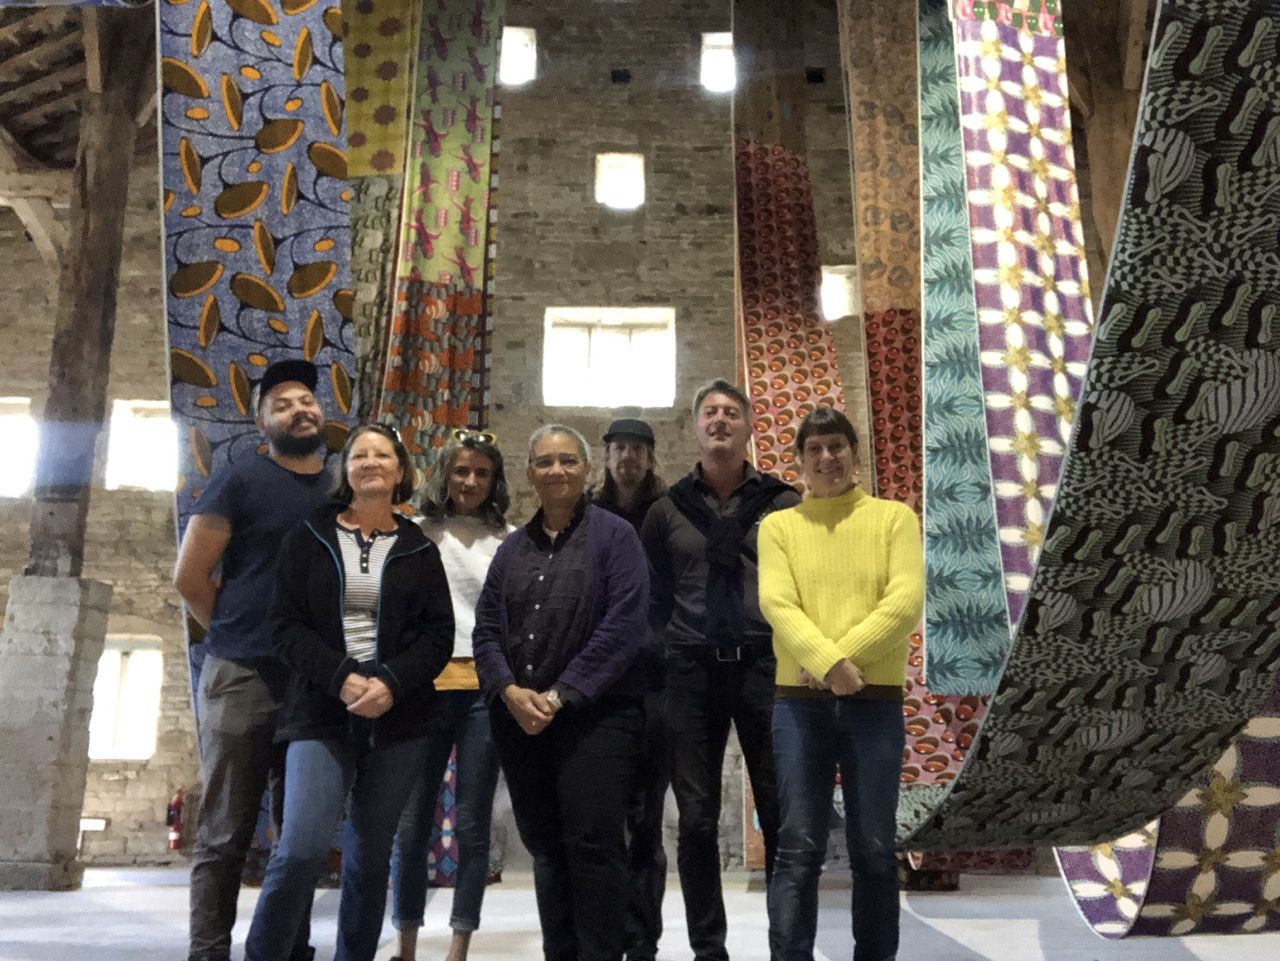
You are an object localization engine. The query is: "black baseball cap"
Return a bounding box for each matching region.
[603,418,655,446]
[255,359,318,409]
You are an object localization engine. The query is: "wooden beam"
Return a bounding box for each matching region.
[26,5,155,578]
[133,86,156,128]
[0,8,73,50]
[1122,0,1152,91]
[0,168,72,201]
[9,85,83,129]
[0,123,65,265]
[81,9,102,95]
[0,60,85,111]
[0,26,80,85]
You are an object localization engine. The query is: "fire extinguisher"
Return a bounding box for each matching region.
[166,787,185,850]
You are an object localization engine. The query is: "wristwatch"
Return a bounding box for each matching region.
[546,688,563,712]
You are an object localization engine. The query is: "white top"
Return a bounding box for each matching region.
[420,514,514,659]
[336,526,398,663]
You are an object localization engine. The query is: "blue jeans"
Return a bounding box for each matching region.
[391,689,501,932]
[245,736,427,961]
[767,697,903,961]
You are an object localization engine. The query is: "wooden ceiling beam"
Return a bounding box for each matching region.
[0,123,65,265]
[0,9,73,50]
[82,9,102,95]
[9,85,82,129]
[0,168,72,201]
[0,26,80,86]
[0,60,85,111]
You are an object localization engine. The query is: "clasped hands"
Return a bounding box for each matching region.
[339,673,394,718]
[798,658,866,696]
[502,685,560,736]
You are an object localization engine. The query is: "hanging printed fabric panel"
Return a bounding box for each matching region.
[378,0,503,481]
[905,0,1280,852]
[160,0,355,526]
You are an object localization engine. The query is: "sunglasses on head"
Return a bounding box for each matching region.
[452,427,497,444]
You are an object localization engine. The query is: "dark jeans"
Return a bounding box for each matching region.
[245,737,427,961]
[188,655,312,961]
[493,700,642,961]
[666,648,779,961]
[767,697,902,961]
[625,689,669,961]
[391,689,501,932]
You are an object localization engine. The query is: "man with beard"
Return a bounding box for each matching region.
[591,418,668,961]
[640,380,799,961]
[174,359,331,961]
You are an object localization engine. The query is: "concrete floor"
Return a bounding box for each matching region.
[1,867,1277,961]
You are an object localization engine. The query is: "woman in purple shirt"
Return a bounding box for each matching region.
[473,424,650,961]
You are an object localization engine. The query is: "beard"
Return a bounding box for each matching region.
[266,419,324,456]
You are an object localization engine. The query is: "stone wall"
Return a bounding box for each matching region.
[0,147,198,866]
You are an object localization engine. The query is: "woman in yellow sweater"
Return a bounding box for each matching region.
[758,406,923,961]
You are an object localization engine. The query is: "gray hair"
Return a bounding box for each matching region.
[692,378,750,421]
[528,423,593,467]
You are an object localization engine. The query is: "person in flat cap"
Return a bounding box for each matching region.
[175,358,331,961]
[591,416,669,961]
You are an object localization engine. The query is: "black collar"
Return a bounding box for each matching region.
[526,496,589,550]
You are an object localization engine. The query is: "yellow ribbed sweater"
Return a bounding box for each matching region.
[758,486,924,687]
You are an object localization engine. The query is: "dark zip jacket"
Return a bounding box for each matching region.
[271,502,455,744]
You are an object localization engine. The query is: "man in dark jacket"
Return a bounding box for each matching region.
[591,418,669,961]
[173,359,329,961]
[641,380,799,961]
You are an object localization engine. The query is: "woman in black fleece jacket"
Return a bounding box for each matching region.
[245,424,454,961]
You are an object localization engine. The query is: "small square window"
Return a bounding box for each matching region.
[105,400,178,492]
[701,32,735,93]
[500,27,537,86]
[0,397,37,498]
[820,266,860,322]
[88,636,163,761]
[543,307,676,408]
[595,153,645,210]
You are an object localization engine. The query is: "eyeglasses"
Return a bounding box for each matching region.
[452,427,497,445]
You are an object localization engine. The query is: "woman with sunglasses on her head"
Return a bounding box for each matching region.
[244,423,454,961]
[389,429,515,961]
[757,406,923,961]
[473,424,649,961]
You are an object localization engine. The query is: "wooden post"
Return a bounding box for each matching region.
[25,6,156,578]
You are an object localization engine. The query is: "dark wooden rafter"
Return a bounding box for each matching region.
[10,85,83,129]
[0,23,80,86]
[26,5,156,578]
[0,8,74,51]
[0,60,86,112]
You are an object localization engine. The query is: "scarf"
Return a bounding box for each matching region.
[668,470,795,650]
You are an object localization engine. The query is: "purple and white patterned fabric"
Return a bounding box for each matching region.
[1060,683,1280,937]
[954,15,1094,625]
